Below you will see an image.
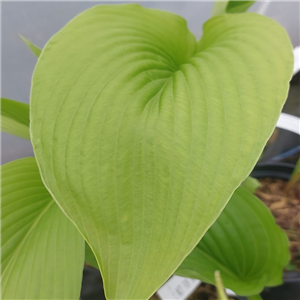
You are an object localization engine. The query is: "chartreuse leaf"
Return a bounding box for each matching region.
[30,4,293,299]
[20,35,42,57]
[1,158,84,299]
[1,98,30,139]
[212,1,255,17]
[176,187,289,296]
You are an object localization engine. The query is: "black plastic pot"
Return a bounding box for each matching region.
[250,162,295,180]
[224,276,300,300]
[250,162,300,300]
[260,272,300,300]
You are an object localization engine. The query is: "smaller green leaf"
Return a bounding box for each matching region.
[20,35,42,57]
[175,186,289,296]
[212,1,255,17]
[1,98,30,139]
[1,158,84,300]
[85,242,98,269]
[241,176,261,193]
[226,1,256,13]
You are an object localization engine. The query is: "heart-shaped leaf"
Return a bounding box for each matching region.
[1,158,84,299]
[30,5,293,299]
[176,187,290,296]
[1,98,30,140]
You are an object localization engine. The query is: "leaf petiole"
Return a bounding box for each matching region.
[214,270,229,300]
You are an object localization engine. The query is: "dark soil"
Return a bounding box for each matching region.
[255,178,300,271]
[185,283,236,300]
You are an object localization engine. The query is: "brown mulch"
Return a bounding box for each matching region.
[255,178,300,271]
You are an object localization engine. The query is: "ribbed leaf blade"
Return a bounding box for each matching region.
[30,5,293,299]
[1,98,30,140]
[1,158,84,299]
[176,187,289,296]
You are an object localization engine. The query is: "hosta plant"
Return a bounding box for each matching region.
[1,2,293,300]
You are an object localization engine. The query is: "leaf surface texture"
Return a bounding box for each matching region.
[30,5,293,299]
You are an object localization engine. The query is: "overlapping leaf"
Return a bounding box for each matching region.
[1,158,84,299]
[30,4,293,299]
[176,186,290,296]
[1,98,30,139]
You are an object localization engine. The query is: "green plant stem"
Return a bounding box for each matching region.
[248,295,263,300]
[286,158,300,191]
[214,271,229,300]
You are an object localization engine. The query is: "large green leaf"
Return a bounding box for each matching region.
[30,4,293,299]
[176,186,290,296]
[1,98,30,140]
[1,158,84,299]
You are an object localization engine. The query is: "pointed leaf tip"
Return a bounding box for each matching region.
[20,35,42,57]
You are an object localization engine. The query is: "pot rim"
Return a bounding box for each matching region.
[251,162,295,180]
